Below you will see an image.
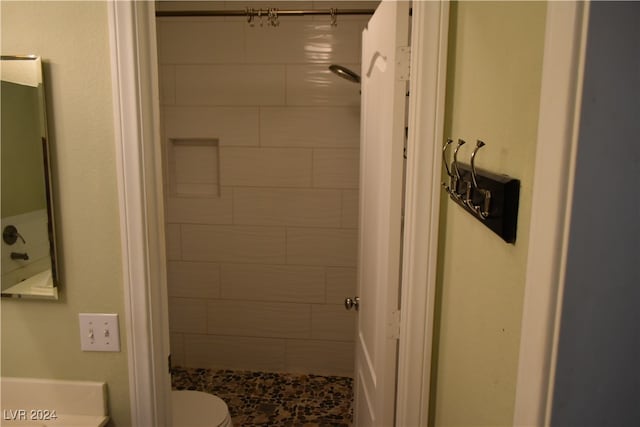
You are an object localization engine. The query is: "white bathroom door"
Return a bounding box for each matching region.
[353,1,410,426]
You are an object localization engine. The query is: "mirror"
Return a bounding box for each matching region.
[1,55,59,299]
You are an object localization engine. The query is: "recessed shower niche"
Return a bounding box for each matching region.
[168,138,220,197]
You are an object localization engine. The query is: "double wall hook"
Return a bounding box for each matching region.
[452,139,466,188]
[443,138,469,198]
[470,140,485,188]
[442,138,454,192]
[467,140,490,218]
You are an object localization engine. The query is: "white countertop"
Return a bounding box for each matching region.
[1,378,109,427]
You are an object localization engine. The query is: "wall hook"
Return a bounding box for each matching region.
[452,139,467,199]
[468,140,491,218]
[442,138,454,179]
[453,139,466,183]
[442,139,455,195]
[442,136,520,243]
[470,139,485,188]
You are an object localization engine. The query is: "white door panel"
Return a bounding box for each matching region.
[354,1,410,426]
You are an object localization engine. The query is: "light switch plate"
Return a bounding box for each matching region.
[79,313,121,352]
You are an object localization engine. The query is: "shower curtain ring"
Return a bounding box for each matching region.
[330,8,338,27]
[246,8,255,26]
[268,8,280,27]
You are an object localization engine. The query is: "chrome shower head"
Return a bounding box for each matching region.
[328,64,361,84]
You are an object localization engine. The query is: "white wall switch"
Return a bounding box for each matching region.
[79,313,121,352]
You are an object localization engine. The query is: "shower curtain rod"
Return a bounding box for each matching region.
[155,8,375,18]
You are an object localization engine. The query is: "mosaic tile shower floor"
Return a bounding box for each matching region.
[172,367,354,426]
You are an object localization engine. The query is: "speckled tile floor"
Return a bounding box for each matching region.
[171,367,354,426]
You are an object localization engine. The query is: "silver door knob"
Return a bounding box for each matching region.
[344,296,360,311]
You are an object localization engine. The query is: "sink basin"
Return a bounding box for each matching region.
[0,378,108,427]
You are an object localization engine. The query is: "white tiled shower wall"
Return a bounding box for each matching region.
[157,1,378,377]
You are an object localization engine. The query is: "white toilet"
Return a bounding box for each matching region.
[172,390,233,427]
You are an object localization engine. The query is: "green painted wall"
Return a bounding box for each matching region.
[430,2,547,425]
[1,2,131,426]
[1,81,47,218]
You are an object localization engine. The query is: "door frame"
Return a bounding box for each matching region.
[395,1,449,426]
[108,1,171,425]
[397,1,592,425]
[513,2,590,425]
[109,1,452,424]
[109,1,589,425]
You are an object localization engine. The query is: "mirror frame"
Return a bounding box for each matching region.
[1,55,60,300]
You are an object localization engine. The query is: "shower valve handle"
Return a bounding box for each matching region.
[3,225,26,245]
